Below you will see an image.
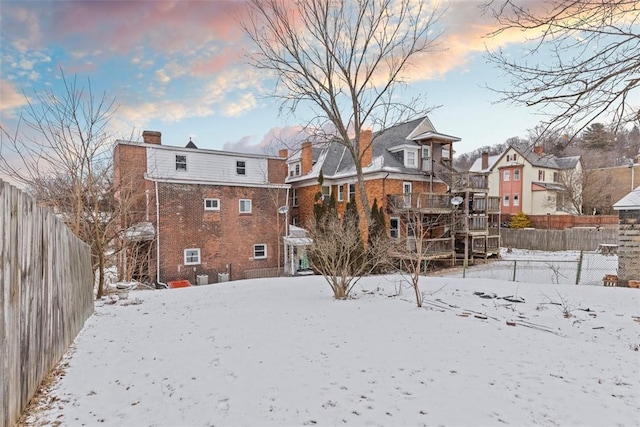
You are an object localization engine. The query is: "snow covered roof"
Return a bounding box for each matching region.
[613,185,640,210]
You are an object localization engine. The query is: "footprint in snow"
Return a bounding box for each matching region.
[216,397,230,414]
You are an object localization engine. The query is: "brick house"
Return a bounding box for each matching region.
[283,117,500,267]
[613,185,640,287]
[113,131,289,285]
[470,144,582,216]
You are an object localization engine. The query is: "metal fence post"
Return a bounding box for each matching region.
[575,250,583,285]
[512,260,517,282]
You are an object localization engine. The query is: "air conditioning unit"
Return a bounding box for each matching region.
[218,273,229,282]
[196,275,209,286]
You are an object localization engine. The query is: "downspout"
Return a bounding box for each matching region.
[382,172,389,209]
[155,180,161,285]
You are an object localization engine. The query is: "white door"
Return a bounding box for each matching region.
[403,182,412,207]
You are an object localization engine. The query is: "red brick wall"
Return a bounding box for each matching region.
[499,166,523,215]
[157,183,287,283]
[503,214,618,229]
[268,157,287,184]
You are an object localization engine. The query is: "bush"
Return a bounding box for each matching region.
[509,212,532,228]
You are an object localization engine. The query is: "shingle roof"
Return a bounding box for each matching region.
[613,186,640,210]
[512,144,579,170]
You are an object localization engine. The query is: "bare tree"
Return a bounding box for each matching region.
[484,0,640,142]
[308,202,389,299]
[391,211,453,307]
[0,72,119,299]
[243,0,445,227]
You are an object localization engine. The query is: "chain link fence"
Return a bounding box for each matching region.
[454,251,618,286]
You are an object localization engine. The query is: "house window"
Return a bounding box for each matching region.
[503,170,510,181]
[236,161,246,175]
[176,155,187,171]
[503,195,510,206]
[406,150,417,168]
[337,184,344,202]
[553,172,559,182]
[292,216,299,226]
[239,199,252,213]
[289,162,301,177]
[292,188,299,207]
[513,194,520,206]
[348,184,356,202]
[507,154,517,162]
[514,170,520,181]
[204,198,220,211]
[538,170,545,181]
[184,248,200,265]
[253,244,267,259]
[403,182,412,206]
[390,217,399,239]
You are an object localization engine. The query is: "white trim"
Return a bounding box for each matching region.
[143,173,290,189]
[236,160,247,176]
[390,217,400,239]
[253,243,267,259]
[175,154,188,172]
[337,184,344,202]
[239,199,252,213]
[116,139,285,160]
[184,248,201,265]
[204,198,220,211]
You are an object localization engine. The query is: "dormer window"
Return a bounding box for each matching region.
[405,150,418,168]
[289,161,301,177]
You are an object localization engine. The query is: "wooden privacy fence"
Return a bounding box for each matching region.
[1,180,94,427]
[500,227,618,251]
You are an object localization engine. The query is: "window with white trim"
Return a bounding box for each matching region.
[513,194,520,206]
[292,188,299,207]
[289,162,301,177]
[239,199,252,213]
[348,184,356,202]
[253,244,267,259]
[506,154,517,162]
[236,160,246,175]
[184,248,200,265]
[337,184,344,202]
[321,185,331,199]
[503,170,510,181]
[176,155,187,171]
[390,217,400,239]
[538,170,546,181]
[405,150,417,168]
[204,198,220,211]
[503,195,510,206]
[514,170,520,181]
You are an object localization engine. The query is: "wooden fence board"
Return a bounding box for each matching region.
[500,228,618,251]
[1,180,94,427]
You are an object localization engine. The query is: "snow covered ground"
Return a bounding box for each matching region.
[23,270,639,426]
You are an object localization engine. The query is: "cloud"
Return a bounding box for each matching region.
[0,79,27,114]
[222,125,311,155]
[222,93,257,117]
[155,69,171,84]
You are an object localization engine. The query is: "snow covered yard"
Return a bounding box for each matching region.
[24,274,639,427]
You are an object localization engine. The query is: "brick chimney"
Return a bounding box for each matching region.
[358,130,373,168]
[301,141,313,175]
[142,130,161,145]
[278,148,288,159]
[534,145,544,156]
[481,151,489,170]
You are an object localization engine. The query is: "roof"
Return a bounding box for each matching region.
[469,154,501,173]
[288,117,459,181]
[613,186,640,210]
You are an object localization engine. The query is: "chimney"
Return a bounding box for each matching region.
[278,148,288,159]
[481,151,489,170]
[358,130,373,168]
[534,145,544,156]
[301,141,313,175]
[142,130,161,145]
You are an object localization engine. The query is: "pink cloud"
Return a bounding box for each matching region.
[0,79,27,114]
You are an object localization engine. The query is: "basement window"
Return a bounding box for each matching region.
[184,248,201,265]
[253,244,267,259]
[239,199,252,213]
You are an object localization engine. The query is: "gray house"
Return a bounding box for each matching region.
[613,185,640,286]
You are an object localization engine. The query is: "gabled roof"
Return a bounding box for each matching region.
[288,116,459,181]
[613,186,640,210]
[470,144,581,172]
[469,154,501,173]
